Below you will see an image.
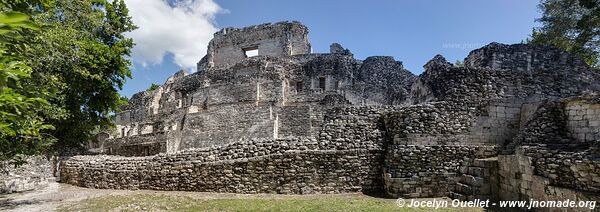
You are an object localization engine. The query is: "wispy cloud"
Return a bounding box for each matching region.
[124,0,225,70]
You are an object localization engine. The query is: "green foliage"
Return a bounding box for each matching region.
[0,12,39,33]
[454,60,464,67]
[0,0,53,13]
[22,0,137,150]
[530,0,600,67]
[0,0,136,163]
[0,10,55,165]
[146,83,160,92]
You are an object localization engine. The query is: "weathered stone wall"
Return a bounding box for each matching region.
[384,145,497,179]
[453,157,500,202]
[62,105,390,193]
[503,96,599,192]
[60,148,382,194]
[499,149,600,211]
[495,96,600,211]
[180,103,276,149]
[317,106,392,149]
[465,42,589,73]
[109,51,417,156]
[419,48,599,103]
[104,133,167,157]
[383,99,523,146]
[382,145,497,198]
[354,56,416,105]
[522,145,599,192]
[63,105,392,194]
[203,21,311,69]
[566,98,600,143]
[1,156,52,194]
[278,105,312,137]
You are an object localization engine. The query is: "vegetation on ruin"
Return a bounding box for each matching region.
[146,83,160,92]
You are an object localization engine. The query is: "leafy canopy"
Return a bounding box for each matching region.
[23,0,136,150]
[0,0,136,163]
[0,7,54,165]
[530,0,600,67]
[146,83,160,92]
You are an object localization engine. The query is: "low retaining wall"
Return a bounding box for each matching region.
[60,149,383,194]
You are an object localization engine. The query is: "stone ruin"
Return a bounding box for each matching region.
[60,21,600,207]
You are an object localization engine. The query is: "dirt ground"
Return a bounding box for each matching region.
[1,182,130,211]
[0,182,405,212]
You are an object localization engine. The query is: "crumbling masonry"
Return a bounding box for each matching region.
[61,22,600,207]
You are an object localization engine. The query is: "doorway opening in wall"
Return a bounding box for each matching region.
[319,76,326,91]
[243,46,259,57]
[296,81,303,92]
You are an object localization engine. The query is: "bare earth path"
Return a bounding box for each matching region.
[0,181,136,211]
[0,182,390,211]
[1,182,480,211]
[1,182,308,211]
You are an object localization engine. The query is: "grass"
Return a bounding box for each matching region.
[57,194,482,212]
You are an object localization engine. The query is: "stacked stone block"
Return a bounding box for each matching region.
[0,156,53,194]
[452,158,499,202]
[382,145,497,198]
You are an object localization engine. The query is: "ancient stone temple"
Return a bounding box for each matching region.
[61,21,600,205]
[105,21,415,156]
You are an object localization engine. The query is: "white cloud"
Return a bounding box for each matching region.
[124,0,224,70]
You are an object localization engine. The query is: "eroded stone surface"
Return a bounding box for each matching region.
[1,156,52,194]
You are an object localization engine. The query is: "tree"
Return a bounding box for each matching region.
[23,0,136,150]
[0,0,136,162]
[530,0,600,67]
[454,60,464,67]
[146,83,160,92]
[0,5,55,165]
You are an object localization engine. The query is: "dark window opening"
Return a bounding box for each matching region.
[202,97,208,110]
[319,77,326,91]
[243,46,259,58]
[296,81,303,92]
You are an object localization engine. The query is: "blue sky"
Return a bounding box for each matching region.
[121,0,540,97]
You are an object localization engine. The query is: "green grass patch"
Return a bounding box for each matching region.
[57,194,481,211]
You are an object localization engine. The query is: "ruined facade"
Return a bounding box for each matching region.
[105,21,414,156]
[61,22,600,210]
